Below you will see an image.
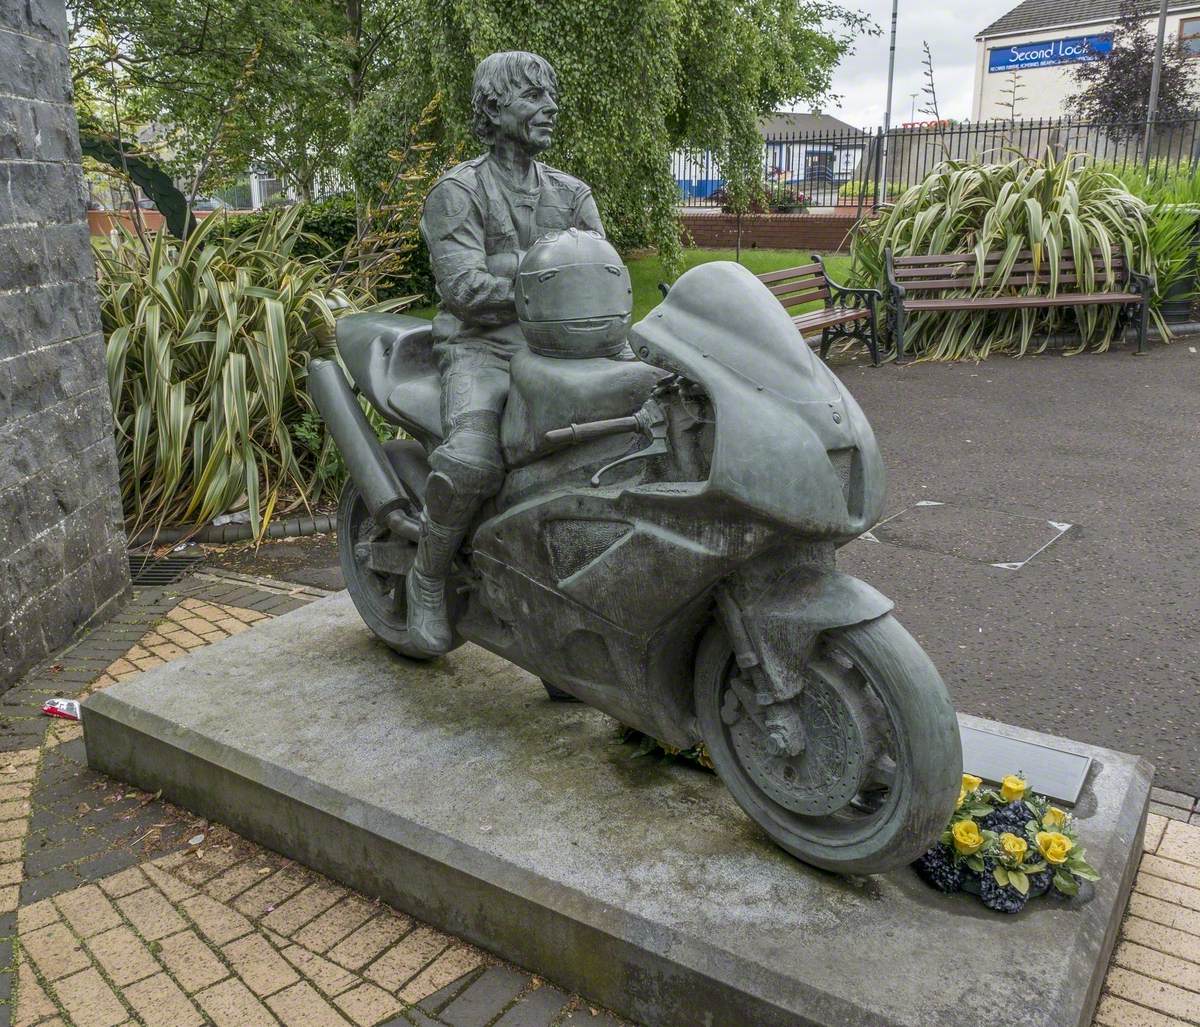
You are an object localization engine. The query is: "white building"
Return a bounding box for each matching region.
[973,0,1200,120]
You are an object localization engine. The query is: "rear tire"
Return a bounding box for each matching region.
[337,479,459,660]
[695,613,961,874]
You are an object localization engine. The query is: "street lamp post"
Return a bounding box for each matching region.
[877,0,899,203]
[1143,0,1169,165]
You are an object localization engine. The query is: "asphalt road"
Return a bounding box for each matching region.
[834,342,1200,795]
[210,340,1200,794]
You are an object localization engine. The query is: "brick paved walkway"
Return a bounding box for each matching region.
[1,571,1198,1026]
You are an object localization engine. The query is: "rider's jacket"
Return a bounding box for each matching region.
[420,154,603,356]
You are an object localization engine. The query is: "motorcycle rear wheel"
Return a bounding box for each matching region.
[695,613,961,875]
[337,479,460,660]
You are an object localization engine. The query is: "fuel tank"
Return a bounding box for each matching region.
[500,349,665,468]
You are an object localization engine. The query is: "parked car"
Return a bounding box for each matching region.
[192,196,230,211]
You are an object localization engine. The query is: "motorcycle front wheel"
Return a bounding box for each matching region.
[337,479,460,661]
[694,613,961,875]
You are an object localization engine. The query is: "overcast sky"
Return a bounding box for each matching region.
[816,0,1021,126]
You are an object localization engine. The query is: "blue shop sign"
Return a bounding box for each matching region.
[988,33,1113,72]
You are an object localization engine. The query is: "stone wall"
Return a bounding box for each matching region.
[0,0,129,686]
[680,212,858,253]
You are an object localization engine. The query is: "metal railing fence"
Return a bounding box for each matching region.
[673,117,1200,212]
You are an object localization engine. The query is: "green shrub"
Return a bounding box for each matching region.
[205,194,357,262]
[1106,162,1200,205]
[839,179,905,200]
[209,192,437,303]
[850,152,1164,359]
[96,208,417,540]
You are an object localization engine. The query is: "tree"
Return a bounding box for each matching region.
[1070,0,1200,133]
[66,0,409,213]
[351,0,871,273]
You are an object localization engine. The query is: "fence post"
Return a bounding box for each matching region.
[863,128,882,214]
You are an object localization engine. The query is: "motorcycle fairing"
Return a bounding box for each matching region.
[472,484,784,635]
[336,313,442,446]
[464,540,718,749]
[630,261,885,539]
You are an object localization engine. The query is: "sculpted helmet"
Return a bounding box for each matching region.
[516,229,632,358]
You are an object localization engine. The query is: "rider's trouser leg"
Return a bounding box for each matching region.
[406,342,509,656]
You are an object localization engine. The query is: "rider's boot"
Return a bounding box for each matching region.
[405,515,466,657]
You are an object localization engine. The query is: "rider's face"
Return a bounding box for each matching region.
[493,81,558,154]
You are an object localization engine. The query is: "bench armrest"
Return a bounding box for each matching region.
[1128,269,1155,295]
[830,283,878,311]
[883,247,906,301]
[811,253,882,309]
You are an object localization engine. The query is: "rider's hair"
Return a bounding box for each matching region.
[470,52,558,145]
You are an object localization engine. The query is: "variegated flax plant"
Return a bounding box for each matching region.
[97,207,416,543]
[850,149,1180,360]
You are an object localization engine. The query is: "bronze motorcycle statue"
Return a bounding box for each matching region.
[309,231,962,874]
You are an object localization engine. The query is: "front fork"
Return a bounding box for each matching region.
[713,587,808,758]
[712,566,895,758]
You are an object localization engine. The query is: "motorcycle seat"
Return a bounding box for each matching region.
[501,348,666,468]
[335,313,443,444]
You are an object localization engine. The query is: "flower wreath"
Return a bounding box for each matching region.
[913,772,1100,913]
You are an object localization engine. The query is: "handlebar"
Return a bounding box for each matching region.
[544,416,641,446]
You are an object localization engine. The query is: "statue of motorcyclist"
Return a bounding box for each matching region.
[410,51,606,656]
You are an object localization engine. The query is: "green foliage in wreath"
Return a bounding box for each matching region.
[915,771,1101,911]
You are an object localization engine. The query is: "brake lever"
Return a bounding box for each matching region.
[589,399,669,487]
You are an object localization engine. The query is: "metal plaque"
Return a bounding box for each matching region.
[960,724,1093,806]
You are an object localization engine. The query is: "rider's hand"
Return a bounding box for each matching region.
[485,251,523,280]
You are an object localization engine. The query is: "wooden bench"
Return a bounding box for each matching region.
[757,256,882,366]
[884,247,1154,362]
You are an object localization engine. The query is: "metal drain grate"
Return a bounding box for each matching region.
[128,552,206,585]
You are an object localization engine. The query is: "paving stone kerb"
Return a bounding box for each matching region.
[82,593,1153,1027]
[0,0,129,687]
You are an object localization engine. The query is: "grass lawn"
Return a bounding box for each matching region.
[627,248,853,321]
[407,248,854,322]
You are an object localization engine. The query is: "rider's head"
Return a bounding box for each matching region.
[471,52,559,155]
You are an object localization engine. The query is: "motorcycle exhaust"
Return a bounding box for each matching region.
[308,359,421,543]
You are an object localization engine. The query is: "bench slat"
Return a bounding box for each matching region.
[905,292,1141,312]
[901,273,1120,291]
[769,284,830,306]
[756,263,823,284]
[892,248,1122,267]
[894,258,1125,281]
[794,307,869,330]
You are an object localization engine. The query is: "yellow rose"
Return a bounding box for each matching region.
[1036,831,1074,865]
[951,820,984,855]
[956,788,967,808]
[1000,775,1027,802]
[1000,832,1028,862]
[962,773,983,793]
[1043,807,1068,829]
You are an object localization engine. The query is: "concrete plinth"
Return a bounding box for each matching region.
[83,593,1151,1027]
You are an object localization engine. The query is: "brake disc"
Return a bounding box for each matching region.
[724,659,871,817]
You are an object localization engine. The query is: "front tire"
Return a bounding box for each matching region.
[695,613,961,874]
[337,479,459,660]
